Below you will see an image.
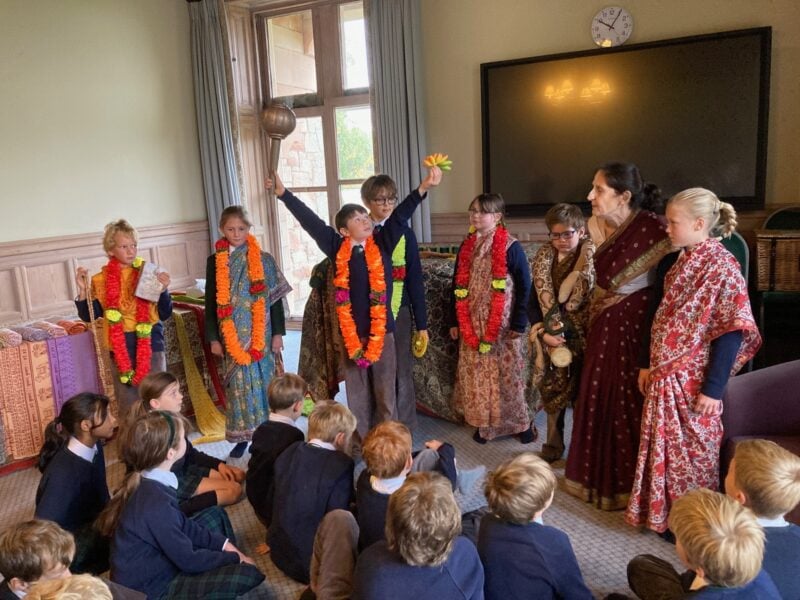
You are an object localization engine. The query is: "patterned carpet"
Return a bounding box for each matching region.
[0,331,682,598]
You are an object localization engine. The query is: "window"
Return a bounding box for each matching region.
[256,1,374,319]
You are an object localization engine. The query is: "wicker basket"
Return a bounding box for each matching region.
[755,230,800,291]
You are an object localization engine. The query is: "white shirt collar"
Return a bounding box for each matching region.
[12,588,25,599]
[67,436,97,463]
[308,439,336,451]
[373,217,388,227]
[269,413,299,428]
[371,473,406,494]
[142,468,179,490]
[757,515,790,528]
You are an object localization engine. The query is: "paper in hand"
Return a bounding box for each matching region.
[135,261,166,302]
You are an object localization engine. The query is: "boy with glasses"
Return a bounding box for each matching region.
[361,175,428,431]
[529,203,595,462]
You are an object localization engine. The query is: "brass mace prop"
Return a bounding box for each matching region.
[260,102,297,181]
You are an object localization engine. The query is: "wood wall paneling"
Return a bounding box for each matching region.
[0,267,25,323]
[0,222,209,326]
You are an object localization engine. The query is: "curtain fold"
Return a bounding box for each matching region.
[366,0,431,241]
[189,0,243,246]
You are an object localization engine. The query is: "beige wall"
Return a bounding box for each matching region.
[0,0,205,243]
[421,0,800,213]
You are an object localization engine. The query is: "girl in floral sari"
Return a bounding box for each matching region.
[626,188,761,533]
[565,163,671,510]
[205,206,291,455]
[449,193,533,443]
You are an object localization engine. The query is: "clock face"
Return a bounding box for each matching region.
[592,6,633,47]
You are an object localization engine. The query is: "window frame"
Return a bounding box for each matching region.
[253,0,374,217]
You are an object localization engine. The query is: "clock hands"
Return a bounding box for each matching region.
[597,19,614,29]
[610,8,623,29]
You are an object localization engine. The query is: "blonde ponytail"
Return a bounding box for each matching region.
[715,201,738,239]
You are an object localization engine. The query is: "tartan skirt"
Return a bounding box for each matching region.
[189,506,236,541]
[161,562,265,600]
[176,463,210,502]
[70,525,110,575]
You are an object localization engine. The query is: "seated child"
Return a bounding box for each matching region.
[528,203,595,463]
[271,168,440,443]
[75,219,172,418]
[35,393,116,574]
[0,520,143,600]
[247,373,307,526]
[353,472,484,599]
[268,402,357,584]
[0,519,73,599]
[478,452,592,599]
[25,574,112,600]
[357,420,458,550]
[724,439,800,599]
[627,489,781,599]
[96,412,263,599]
[133,372,244,516]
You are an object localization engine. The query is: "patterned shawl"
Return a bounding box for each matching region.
[650,238,761,381]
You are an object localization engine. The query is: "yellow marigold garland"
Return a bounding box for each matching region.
[215,234,267,365]
[333,237,387,368]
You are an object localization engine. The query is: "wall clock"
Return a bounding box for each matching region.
[591,7,633,47]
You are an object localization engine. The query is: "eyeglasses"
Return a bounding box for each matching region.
[548,230,577,241]
[371,195,397,206]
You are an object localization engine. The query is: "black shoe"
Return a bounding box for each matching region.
[229,441,248,458]
[472,429,487,444]
[657,528,676,545]
[538,451,562,463]
[519,422,537,444]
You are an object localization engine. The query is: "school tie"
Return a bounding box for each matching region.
[352,244,364,256]
[373,223,383,233]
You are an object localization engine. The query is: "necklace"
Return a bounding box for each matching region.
[454,225,508,354]
[333,237,387,368]
[104,257,153,385]
[215,235,267,365]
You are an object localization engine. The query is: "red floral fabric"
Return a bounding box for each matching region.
[625,238,761,531]
[452,231,529,439]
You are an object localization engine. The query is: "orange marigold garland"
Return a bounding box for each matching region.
[215,234,267,365]
[454,225,508,354]
[333,238,387,368]
[104,257,153,385]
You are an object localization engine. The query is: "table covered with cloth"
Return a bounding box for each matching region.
[299,242,543,423]
[0,331,103,464]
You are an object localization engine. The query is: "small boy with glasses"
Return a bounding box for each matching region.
[529,203,595,462]
[362,175,428,431]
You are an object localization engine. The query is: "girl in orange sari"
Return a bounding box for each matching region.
[626,188,761,533]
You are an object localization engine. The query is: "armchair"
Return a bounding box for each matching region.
[720,359,800,524]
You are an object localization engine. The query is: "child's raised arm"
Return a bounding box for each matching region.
[382,166,443,248]
[267,174,342,260]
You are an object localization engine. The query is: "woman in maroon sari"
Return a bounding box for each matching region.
[564,163,671,510]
